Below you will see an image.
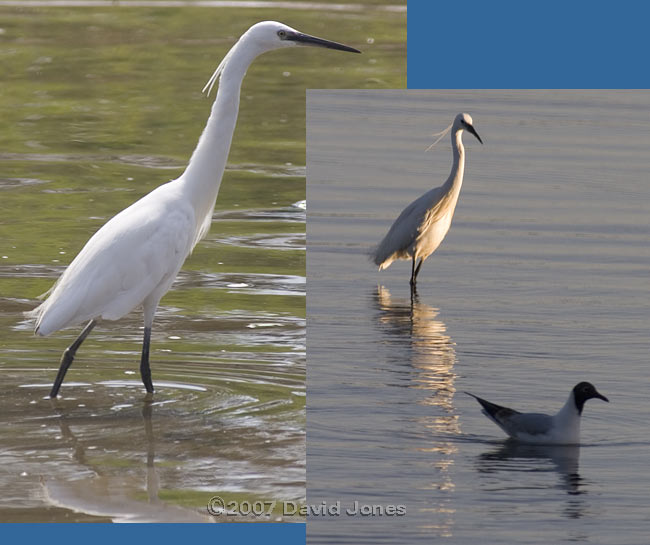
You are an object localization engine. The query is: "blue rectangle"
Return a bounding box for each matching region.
[1,523,306,545]
[408,0,650,88]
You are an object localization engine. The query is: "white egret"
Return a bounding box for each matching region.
[29,21,360,398]
[372,113,482,289]
[466,382,609,444]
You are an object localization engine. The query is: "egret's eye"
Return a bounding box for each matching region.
[277,30,287,39]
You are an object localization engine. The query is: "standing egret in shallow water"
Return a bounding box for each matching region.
[28,21,360,398]
[372,113,482,290]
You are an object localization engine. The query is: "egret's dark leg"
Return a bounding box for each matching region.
[140,326,154,394]
[410,257,424,289]
[413,258,424,283]
[410,255,417,287]
[50,319,97,398]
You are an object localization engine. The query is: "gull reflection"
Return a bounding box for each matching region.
[476,442,586,519]
[41,401,213,522]
[371,285,458,536]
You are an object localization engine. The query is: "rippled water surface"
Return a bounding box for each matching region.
[307,91,649,543]
[0,4,405,522]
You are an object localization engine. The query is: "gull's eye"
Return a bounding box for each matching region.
[277,30,287,39]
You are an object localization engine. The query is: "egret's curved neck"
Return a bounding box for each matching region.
[444,128,465,191]
[180,40,260,220]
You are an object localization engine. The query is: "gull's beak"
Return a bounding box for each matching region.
[288,32,361,53]
[594,390,609,402]
[467,124,483,144]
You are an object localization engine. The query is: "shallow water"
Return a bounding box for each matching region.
[0,5,405,522]
[306,90,650,543]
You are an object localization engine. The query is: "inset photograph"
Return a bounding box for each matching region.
[307,90,649,543]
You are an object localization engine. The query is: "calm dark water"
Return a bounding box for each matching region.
[0,5,405,522]
[307,90,650,543]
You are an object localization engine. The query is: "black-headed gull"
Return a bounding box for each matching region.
[466,382,609,444]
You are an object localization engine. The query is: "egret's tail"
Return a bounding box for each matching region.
[368,244,392,271]
[24,272,83,336]
[23,281,59,335]
[371,234,405,271]
[24,302,46,336]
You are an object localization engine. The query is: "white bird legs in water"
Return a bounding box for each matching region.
[28,21,360,398]
[466,382,609,444]
[372,113,482,291]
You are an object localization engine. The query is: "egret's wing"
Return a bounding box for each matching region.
[86,206,194,321]
[414,185,454,240]
[372,194,431,267]
[33,184,195,335]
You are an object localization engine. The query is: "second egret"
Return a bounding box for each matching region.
[29,21,360,398]
[372,113,482,290]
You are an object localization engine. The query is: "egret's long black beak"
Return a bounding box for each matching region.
[594,391,609,402]
[467,125,483,144]
[288,32,361,53]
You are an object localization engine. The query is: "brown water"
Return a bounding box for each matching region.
[307,90,649,543]
[0,3,406,522]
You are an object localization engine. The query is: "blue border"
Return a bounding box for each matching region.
[408,0,650,88]
[1,523,305,544]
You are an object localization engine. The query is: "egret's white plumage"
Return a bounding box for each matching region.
[466,382,609,445]
[34,184,194,336]
[28,21,360,398]
[372,113,482,288]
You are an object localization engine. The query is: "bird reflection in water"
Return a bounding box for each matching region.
[41,400,213,522]
[476,442,587,519]
[371,285,459,535]
[373,285,458,428]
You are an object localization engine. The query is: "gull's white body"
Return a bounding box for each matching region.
[468,382,608,445]
[484,392,582,445]
[372,113,478,275]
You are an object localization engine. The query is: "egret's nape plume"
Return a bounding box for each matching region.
[202,47,234,96]
[424,122,453,153]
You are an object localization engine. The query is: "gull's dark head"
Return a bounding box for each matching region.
[454,112,483,144]
[573,381,609,414]
[246,21,360,54]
